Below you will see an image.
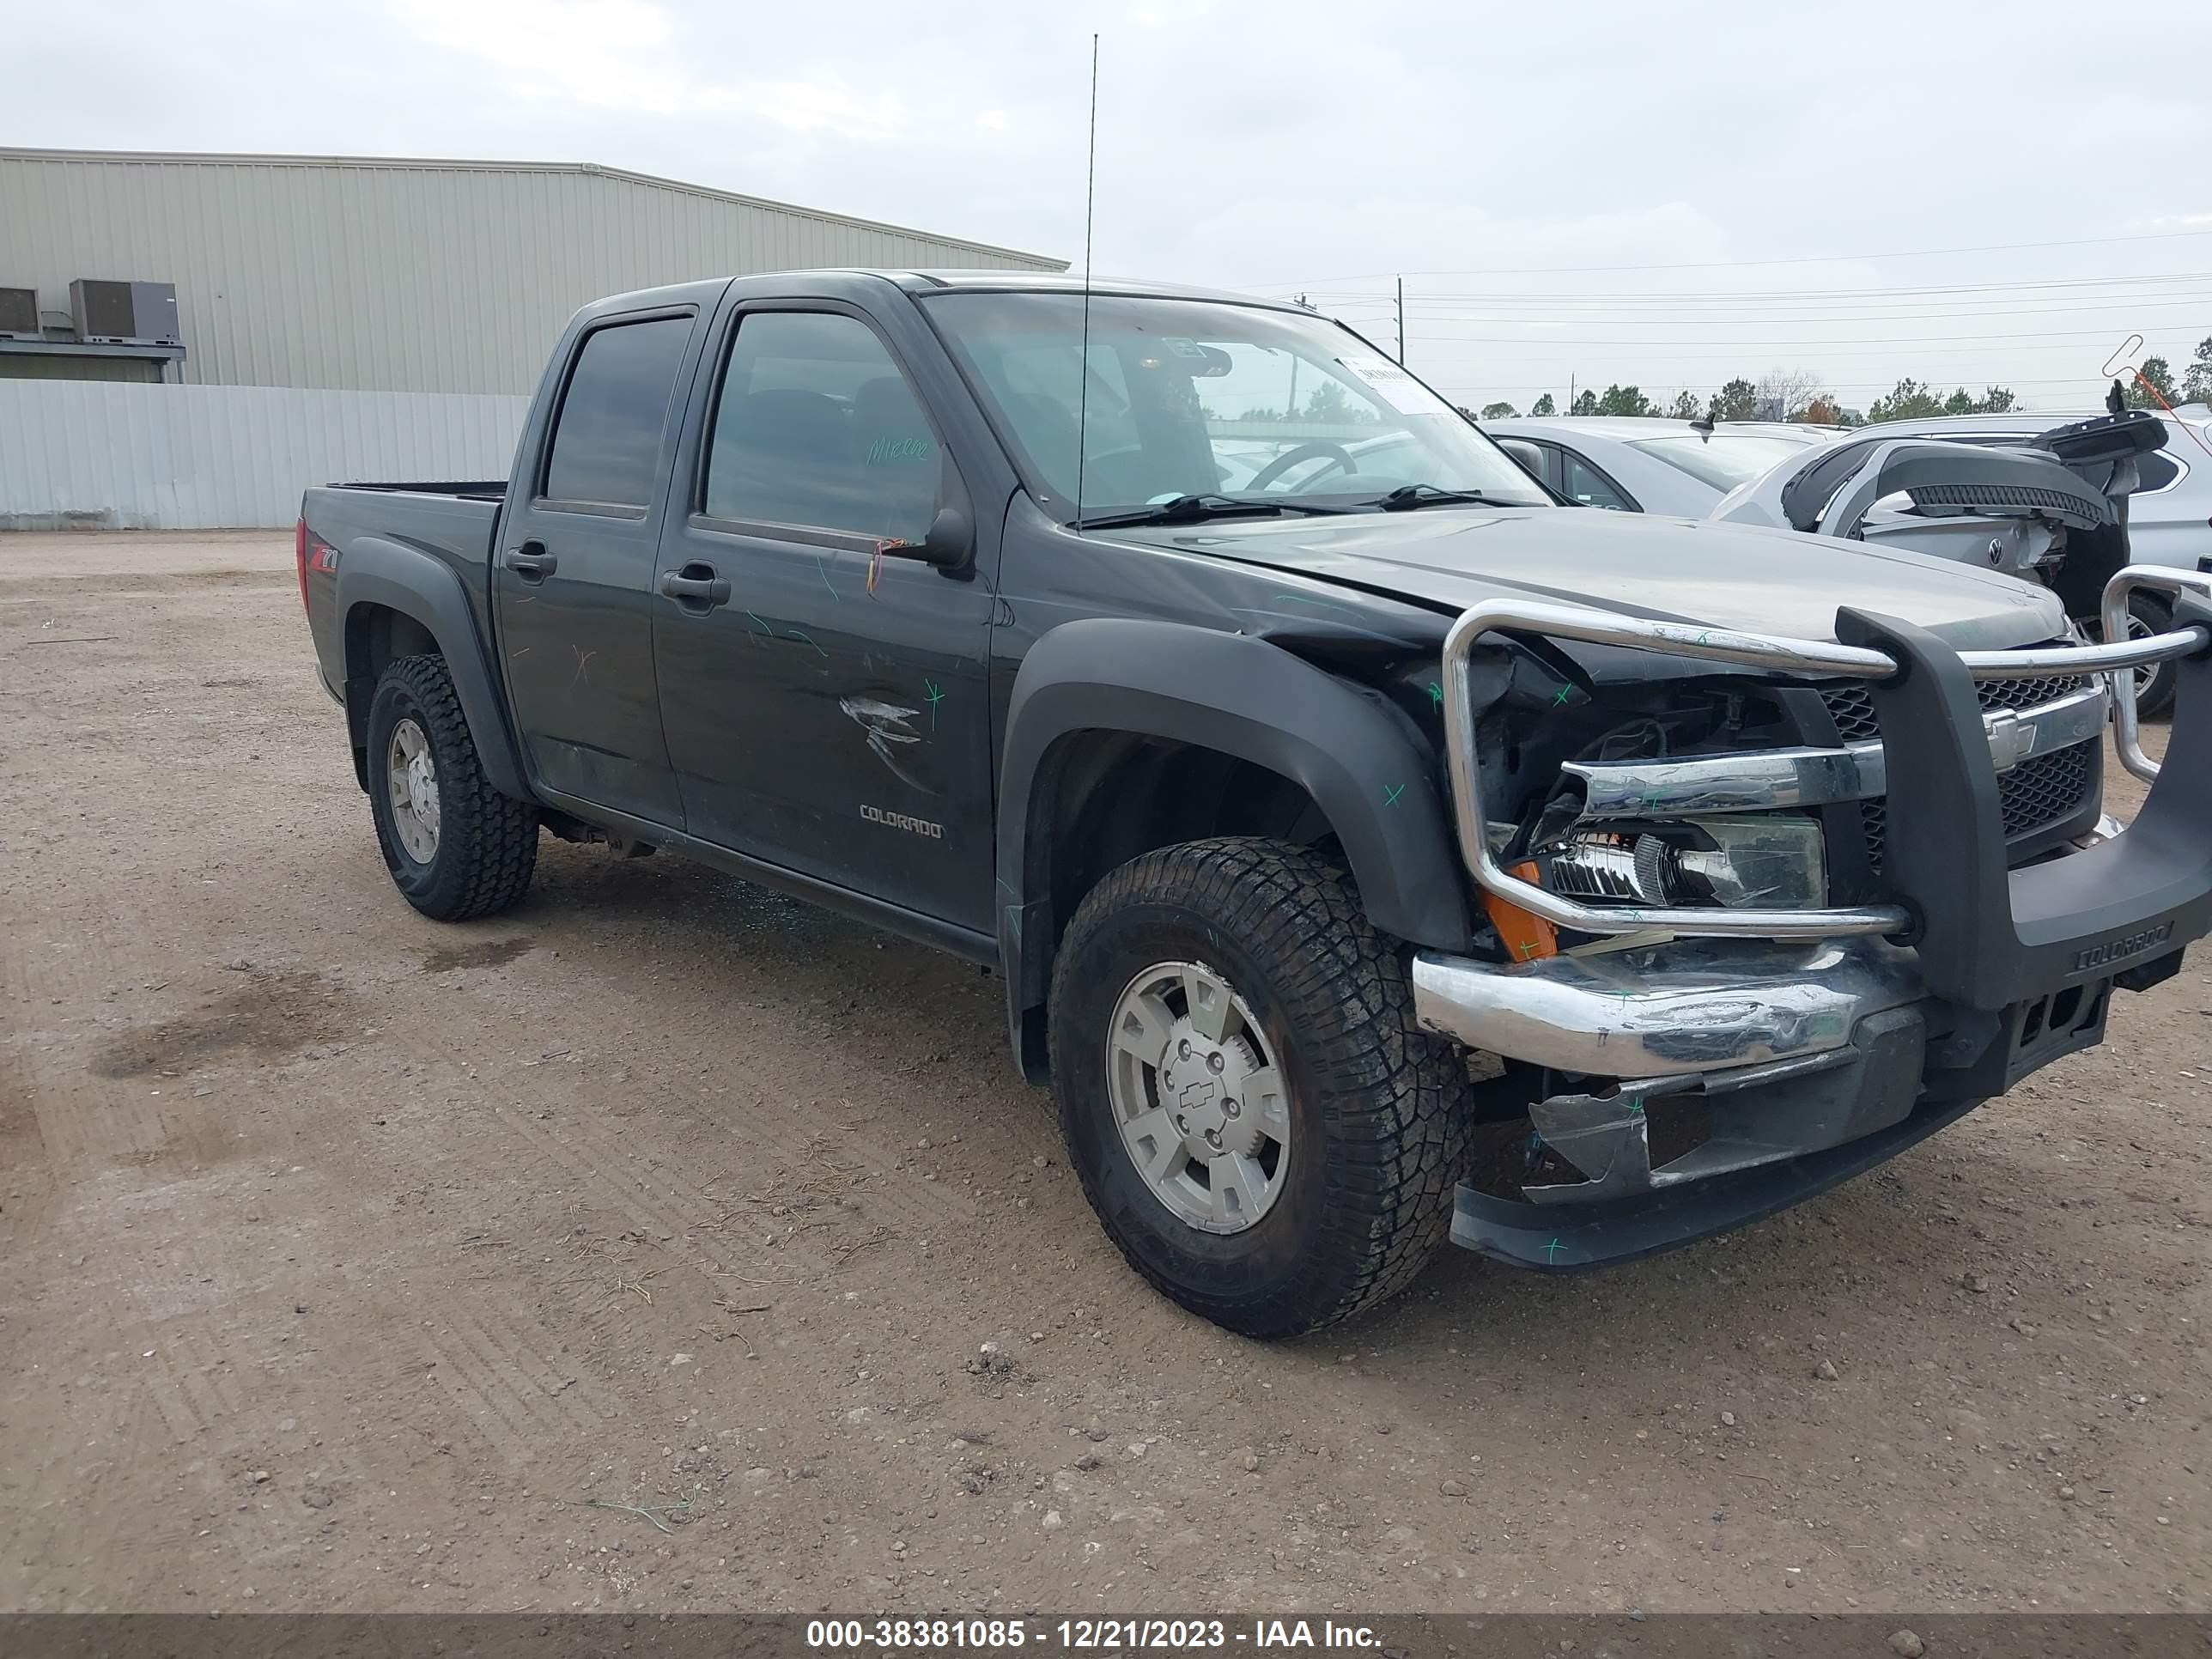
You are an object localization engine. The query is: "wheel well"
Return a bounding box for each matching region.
[342,602,442,785]
[1044,733,1338,929]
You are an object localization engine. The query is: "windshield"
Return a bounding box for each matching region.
[1625,433,1833,492]
[923,290,1552,520]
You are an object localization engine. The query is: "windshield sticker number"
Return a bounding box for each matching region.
[1336,353,1457,421]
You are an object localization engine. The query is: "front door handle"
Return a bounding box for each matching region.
[659,562,731,611]
[503,542,556,580]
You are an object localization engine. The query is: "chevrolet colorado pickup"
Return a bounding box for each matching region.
[299,271,2212,1338]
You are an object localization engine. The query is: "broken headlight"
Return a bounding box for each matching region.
[1538,814,1826,909]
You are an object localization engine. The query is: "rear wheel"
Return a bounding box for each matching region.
[2124,592,2178,720]
[366,653,538,920]
[1048,837,1469,1339]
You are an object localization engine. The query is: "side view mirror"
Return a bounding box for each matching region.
[908,504,973,570]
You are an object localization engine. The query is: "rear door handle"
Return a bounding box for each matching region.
[659,563,731,611]
[503,542,556,580]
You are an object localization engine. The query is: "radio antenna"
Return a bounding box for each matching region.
[1073,33,1099,532]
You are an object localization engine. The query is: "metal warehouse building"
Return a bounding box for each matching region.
[0,148,1061,526]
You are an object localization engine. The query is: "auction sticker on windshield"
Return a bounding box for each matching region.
[1336,351,1458,419]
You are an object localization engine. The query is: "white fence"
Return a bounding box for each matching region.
[0,381,530,531]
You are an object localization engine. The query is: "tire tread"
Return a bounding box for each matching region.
[373,653,538,921]
[1051,837,1469,1337]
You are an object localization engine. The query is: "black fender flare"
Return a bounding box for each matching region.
[996,617,1472,1076]
[334,537,532,801]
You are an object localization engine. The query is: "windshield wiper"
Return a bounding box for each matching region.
[1077,492,1356,530]
[1076,494,1286,530]
[1369,483,1521,512]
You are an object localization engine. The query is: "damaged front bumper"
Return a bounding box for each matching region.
[1411,936,2136,1267]
[1419,567,2212,1270]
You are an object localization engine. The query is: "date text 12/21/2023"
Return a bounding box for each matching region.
[805,1619,1387,1650]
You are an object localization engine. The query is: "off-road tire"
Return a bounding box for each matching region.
[1048,836,1470,1339]
[366,653,538,921]
[2128,592,2179,720]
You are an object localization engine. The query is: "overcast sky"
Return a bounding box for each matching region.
[9,0,2211,413]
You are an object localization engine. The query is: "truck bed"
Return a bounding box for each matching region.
[331,480,507,501]
[300,483,506,709]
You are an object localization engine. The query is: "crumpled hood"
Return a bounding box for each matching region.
[1104,507,2069,650]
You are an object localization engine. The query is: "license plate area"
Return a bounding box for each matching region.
[2002,977,2112,1089]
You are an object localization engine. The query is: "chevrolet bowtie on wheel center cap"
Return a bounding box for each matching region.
[385,718,441,863]
[1107,962,1289,1234]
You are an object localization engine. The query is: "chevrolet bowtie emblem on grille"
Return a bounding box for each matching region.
[1984,709,2039,770]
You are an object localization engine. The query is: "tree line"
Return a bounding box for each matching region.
[1465,333,2212,426]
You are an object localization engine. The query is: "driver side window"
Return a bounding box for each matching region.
[703,310,941,544]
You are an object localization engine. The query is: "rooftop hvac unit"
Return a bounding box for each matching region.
[0,287,38,340]
[69,278,180,345]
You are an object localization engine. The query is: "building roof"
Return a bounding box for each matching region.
[0,147,1064,270]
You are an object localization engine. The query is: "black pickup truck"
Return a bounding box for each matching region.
[300,270,2212,1337]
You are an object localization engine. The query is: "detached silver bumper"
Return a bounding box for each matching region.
[1410,937,1924,1079]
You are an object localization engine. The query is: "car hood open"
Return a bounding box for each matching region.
[1101,507,2068,650]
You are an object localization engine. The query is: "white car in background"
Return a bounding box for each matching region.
[1477,416,1839,514]
[1846,407,2212,578]
[1843,408,2211,716]
[1713,409,2188,714]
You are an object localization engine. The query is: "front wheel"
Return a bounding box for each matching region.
[1048,838,1470,1339]
[365,653,538,921]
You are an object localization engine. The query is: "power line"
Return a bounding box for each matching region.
[1353,295,2212,324]
[1288,270,2212,304]
[1431,376,2148,396]
[1340,325,2204,349]
[1236,227,2212,286]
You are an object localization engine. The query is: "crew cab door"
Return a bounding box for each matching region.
[649,287,998,932]
[495,294,714,823]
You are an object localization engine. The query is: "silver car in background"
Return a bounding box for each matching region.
[1485,410,2196,714]
[1478,416,1838,514]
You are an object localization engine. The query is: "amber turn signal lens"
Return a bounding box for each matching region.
[1481,860,1559,963]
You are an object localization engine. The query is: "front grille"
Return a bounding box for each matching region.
[1997,740,2096,838]
[1820,670,2091,733]
[1972,672,2094,713]
[1816,665,2097,870]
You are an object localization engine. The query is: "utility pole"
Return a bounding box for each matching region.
[1395,276,1406,365]
[1569,372,1576,416]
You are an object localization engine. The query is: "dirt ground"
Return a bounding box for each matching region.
[1,529,2204,1618]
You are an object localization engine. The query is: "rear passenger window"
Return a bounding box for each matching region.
[1563,452,1635,511]
[542,316,692,509]
[2136,450,2182,493]
[704,312,940,544]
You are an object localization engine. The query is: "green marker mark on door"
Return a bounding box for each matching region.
[1383,783,1406,806]
[1428,681,1443,708]
[923,678,945,729]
